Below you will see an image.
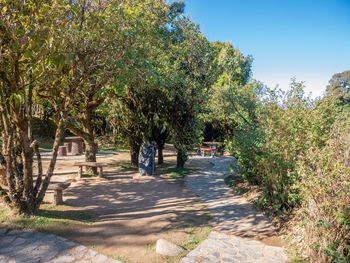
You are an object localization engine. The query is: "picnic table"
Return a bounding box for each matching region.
[200,146,216,157]
[65,136,84,155]
[74,162,107,178]
[202,142,224,157]
[203,141,223,149]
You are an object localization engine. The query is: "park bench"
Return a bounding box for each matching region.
[200,146,216,157]
[48,182,71,205]
[74,162,108,178]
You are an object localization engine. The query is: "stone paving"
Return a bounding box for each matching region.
[0,228,121,263]
[181,156,288,263]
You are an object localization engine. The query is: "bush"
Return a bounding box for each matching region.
[295,117,350,262]
[32,117,57,139]
[230,81,312,211]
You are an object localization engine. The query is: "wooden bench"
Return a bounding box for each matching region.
[200,146,216,157]
[48,182,71,205]
[74,162,108,178]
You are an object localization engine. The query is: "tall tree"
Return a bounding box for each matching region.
[0,0,69,214]
[51,0,131,175]
[326,70,350,105]
[161,17,218,168]
[106,0,174,167]
[201,42,254,142]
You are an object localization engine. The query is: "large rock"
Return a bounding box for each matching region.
[156,239,185,257]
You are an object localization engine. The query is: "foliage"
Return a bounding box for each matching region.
[0,0,70,214]
[228,73,349,261]
[326,70,350,106]
[295,115,350,262]
[160,17,218,167]
[200,42,254,142]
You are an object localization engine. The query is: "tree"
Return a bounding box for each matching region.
[0,0,69,214]
[326,70,350,105]
[106,0,178,167]
[160,17,218,168]
[47,0,131,175]
[201,42,254,142]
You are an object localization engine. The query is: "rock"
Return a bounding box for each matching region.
[155,239,185,257]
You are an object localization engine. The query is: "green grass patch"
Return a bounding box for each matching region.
[99,145,129,152]
[175,225,212,260]
[112,256,138,263]
[165,167,194,179]
[99,146,118,152]
[110,161,138,171]
[0,203,94,231]
[145,225,212,263]
[156,162,195,179]
[181,225,211,249]
[36,136,55,151]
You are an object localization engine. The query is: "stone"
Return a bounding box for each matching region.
[94,254,108,263]
[56,242,71,251]
[0,228,8,235]
[7,229,22,235]
[87,249,98,257]
[12,237,27,246]
[2,235,17,244]
[52,255,75,263]
[155,239,185,257]
[13,256,40,263]
[74,245,87,252]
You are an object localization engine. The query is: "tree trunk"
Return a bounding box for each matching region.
[34,116,67,212]
[84,137,98,176]
[176,148,187,168]
[158,145,164,165]
[130,138,141,168]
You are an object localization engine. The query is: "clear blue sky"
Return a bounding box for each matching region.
[182,0,350,98]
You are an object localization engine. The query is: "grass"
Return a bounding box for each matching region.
[111,161,138,170]
[145,225,212,263]
[0,203,94,232]
[164,167,194,179]
[157,162,195,179]
[99,145,129,152]
[36,136,55,151]
[175,225,212,261]
[112,256,138,263]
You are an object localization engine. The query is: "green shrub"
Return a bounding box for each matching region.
[230,81,312,211]
[296,117,350,262]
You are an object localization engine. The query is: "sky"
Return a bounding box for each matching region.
[182,0,350,98]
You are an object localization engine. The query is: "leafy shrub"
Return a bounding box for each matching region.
[295,117,350,262]
[230,81,312,211]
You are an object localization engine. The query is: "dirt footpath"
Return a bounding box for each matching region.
[40,152,212,263]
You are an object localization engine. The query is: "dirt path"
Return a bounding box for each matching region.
[37,152,212,263]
